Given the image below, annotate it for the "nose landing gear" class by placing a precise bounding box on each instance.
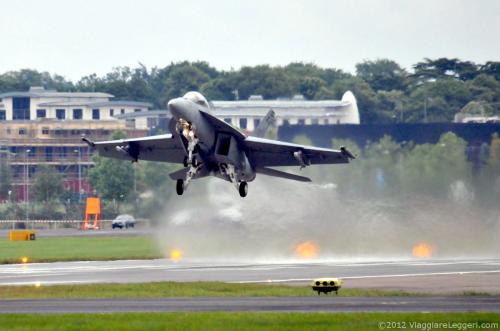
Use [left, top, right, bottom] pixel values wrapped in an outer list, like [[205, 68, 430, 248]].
[[177, 118, 199, 167], [238, 181, 248, 197]]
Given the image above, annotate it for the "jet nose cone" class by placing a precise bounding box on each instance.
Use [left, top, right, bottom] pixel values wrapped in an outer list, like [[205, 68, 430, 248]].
[[167, 98, 184, 119]]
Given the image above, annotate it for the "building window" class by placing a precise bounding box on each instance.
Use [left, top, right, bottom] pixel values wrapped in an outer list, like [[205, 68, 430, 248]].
[[29, 148, 36, 157], [36, 109, 46, 118], [298, 119, 305, 125], [239, 118, 247, 129], [110, 109, 114, 116], [19, 128, 27, 135], [0, 110, 5, 121], [45, 147, 53, 161], [92, 108, 100, 120], [134, 109, 141, 113], [254, 119, 261, 128], [224, 118, 232, 124], [120, 109, 125, 114], [6, 128, 11, 134], [56, 109, 66, 120], [12, 97, 30, 120], [60, 147, 67, 158], [73, 109, 83, 120], [42, 127, 49, 135]]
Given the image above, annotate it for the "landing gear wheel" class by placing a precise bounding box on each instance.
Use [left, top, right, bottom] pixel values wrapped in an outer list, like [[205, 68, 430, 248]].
[[238, 181, 248, 198], [176, 179, 184, 195], [183, 157, 188, 168]]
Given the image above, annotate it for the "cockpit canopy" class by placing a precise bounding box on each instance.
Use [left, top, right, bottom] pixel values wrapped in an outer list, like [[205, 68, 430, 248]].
[[183, 91, 210, 108]]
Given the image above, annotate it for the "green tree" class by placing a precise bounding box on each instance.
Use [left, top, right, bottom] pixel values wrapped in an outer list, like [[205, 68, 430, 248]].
[[0, 159, 12, 200], [329, 138, 363, 196], [0, 69, 74, 93], [479, 61, 500, 81], [356, 59, 407, 91], [32, 165, 64, 204], [363, 135, 405, 196], [402, 132, 469, 196], [233, 65, 293, 100], [406, 80, 471, 122], [412, 58, 479, 83], [88, 131, 134, 212], [299, 77, 325, 100], [201, 77, 235, 100], [161, 64, 211, 103], [376, 90, 407, 122]]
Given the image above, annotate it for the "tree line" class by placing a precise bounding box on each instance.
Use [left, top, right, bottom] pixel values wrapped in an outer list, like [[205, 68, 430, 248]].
[[1, 58, 499, 124]]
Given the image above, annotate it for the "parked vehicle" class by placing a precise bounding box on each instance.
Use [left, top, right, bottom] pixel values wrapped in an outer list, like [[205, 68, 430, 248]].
[[112, 215, 136, 229]]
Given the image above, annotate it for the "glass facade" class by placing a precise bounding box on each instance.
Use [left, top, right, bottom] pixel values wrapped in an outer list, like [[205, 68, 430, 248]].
[[45, 147, 53, 161], [0, 110, 5, 121], [36, 109, 46, 118], [56, 109, 66, 120], [239, 118, 247, 129], [12, 97, 31, 120], [73, 109, 83, 120], [92, 108, 100, 120]]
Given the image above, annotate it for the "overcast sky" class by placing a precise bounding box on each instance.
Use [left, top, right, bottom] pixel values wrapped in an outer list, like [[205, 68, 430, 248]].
[[0, 0, 498, 81]]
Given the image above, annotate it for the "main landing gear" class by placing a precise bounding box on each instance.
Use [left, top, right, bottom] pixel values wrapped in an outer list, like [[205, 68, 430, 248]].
[[220, 163, 249, 198], [176, 179, 184, 195], [176, 162, 202, 196]]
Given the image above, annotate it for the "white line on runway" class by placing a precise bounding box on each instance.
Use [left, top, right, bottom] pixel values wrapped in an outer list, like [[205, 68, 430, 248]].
[[0, 280, 98, 286], [231, 270, 500, 284]]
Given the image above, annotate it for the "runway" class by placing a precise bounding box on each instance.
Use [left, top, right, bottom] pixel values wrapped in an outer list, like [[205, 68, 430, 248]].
[[1, 258, 499, 293], [0, 296, 498, 313]]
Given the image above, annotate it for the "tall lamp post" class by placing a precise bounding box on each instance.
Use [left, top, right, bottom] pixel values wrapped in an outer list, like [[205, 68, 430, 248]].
[[25, 149, 31, 222]]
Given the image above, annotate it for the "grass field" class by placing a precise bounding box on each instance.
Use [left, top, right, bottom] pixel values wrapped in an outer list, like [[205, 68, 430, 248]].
[[0, 281, 490, 299], [0, 312, 498, 331], [0, 236, 162, 264]]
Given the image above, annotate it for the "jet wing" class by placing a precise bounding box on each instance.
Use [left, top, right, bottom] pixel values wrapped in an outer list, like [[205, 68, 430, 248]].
[[83, 134, 186, 163], [244, 136, 354, 167]]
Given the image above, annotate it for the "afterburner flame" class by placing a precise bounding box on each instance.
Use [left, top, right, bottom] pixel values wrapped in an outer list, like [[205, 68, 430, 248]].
[[295, 241, 320, 259], [412, 242, 433, 258], [169, 249, 183, 262]]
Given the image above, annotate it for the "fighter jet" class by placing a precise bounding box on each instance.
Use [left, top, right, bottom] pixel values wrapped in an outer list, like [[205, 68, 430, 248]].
[[83, 91, 355, 197]]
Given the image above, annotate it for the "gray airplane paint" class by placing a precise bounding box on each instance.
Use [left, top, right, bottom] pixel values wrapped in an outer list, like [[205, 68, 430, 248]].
[[85, 91, 353, 197]]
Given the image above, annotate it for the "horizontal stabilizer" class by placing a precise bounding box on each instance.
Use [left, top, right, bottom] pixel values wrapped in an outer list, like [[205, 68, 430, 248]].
[[256, 167, 311, 182]]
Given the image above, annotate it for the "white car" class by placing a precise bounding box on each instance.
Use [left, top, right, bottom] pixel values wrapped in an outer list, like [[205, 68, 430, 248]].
[[112, 215, 136, 229]]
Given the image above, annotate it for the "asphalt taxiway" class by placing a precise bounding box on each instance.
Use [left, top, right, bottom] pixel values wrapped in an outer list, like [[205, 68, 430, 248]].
[[0, 296, 498, 313], [0, 258, 499, 293], [1, 259, 499, 313]]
